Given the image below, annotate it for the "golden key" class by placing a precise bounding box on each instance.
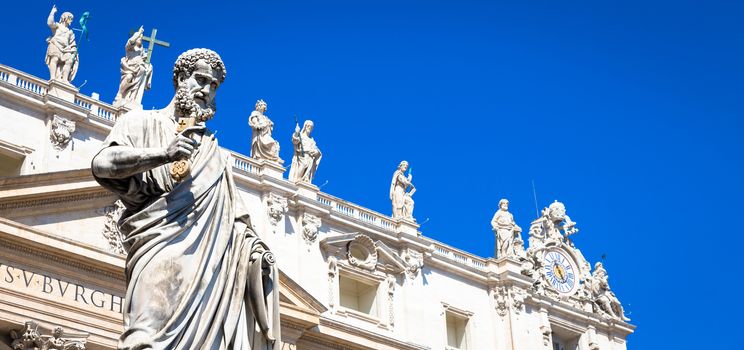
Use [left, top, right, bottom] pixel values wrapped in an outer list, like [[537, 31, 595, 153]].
[[171, 117, 196, 182]]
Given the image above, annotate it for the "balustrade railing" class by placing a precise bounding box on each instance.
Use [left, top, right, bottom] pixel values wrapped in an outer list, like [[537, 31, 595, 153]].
[[1, 65, 125, 123], [74, 97, 92, 110], [230, 152, 261, 175], [15, 77, 47, 95], [432, 242, 488, 270], [316, 193, 396, 232], [96, 105, 116, 122]]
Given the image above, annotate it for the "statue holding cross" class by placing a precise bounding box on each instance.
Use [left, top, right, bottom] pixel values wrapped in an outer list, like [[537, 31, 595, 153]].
[[113, 27, 169, 108]]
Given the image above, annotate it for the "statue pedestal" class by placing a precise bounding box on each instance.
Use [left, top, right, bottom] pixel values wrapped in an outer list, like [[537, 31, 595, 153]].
[[296, 181, 319, 200], [47, 79, 77, 103], [259, 160, 286, 180], [488, 256, 524, 279], [396, 218, 420, 237]]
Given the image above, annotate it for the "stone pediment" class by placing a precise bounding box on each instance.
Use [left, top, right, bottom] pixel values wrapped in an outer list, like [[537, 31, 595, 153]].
[[278, 270, 327, 330], [319, 233, 415, 276]]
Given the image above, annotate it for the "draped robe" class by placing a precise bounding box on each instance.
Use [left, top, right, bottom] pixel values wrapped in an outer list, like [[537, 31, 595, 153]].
[[248, 111, 279, 162], [93, 109, 280, 350], [389, 170, 410, 219], [113, 39, 152, 108], [288, 132, 320, 183]]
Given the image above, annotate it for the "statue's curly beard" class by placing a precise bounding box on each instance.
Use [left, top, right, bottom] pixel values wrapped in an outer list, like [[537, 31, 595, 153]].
[[174, 86, 216, 123]]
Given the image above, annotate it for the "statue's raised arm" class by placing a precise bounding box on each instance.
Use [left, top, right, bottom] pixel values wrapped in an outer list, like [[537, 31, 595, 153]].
[[47, 5, 58, 31]]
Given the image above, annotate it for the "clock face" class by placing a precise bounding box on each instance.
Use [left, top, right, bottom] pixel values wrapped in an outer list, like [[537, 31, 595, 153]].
[[543, 249, 578, 294]]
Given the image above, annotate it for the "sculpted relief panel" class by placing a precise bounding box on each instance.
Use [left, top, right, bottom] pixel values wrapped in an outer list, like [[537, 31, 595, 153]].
[[50, 116, 75, 151], [10, 321, 88, 350]]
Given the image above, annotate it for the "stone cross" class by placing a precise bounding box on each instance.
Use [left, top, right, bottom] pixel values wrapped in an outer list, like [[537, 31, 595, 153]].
[[136, 28, 170, 64]]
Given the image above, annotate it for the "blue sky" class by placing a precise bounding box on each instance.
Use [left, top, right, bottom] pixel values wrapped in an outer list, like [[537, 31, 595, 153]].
[[3, 1, 743, 347]]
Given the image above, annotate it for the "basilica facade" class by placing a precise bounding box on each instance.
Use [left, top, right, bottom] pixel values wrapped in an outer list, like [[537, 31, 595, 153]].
[[0, 28, 634, 350]]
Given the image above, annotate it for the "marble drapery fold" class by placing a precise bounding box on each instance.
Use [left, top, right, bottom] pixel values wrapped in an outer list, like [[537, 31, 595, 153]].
[[94, 110, 280, 350]]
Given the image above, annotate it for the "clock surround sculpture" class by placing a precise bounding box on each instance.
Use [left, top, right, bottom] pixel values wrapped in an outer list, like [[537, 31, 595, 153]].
[[507, 200, 632, 321]]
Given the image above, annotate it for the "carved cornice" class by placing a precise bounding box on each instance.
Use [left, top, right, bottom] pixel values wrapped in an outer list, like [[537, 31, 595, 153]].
[[315, 316, 429, 350], [0, 191, 111, 212], [0, 238, 124, 283]]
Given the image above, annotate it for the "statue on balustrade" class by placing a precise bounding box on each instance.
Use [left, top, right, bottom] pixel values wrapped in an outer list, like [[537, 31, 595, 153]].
[[248, 99, 281, 162], [92, 48, 280, 350], [289, 120, 322, 183], [390, 160, 416, 220], [113, 26, 153, 108], [586, 262, 630, 321], [45, 5, 78, 83], [491, 199, 523, 258]]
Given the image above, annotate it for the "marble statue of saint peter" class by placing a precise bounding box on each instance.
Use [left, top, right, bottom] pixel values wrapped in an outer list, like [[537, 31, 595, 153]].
[[92, 48, 280, 350]]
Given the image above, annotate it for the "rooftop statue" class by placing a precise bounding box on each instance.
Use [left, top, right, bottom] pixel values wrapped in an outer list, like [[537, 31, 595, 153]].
[[289, 120, 322, 183], [248, 100, 281, 162], [528, 200, 578, 250], [491, 199, 523, 259], [45, 5, 78, 83], [92, 48, 280, 350], [586, 262, 630, 321], [113, 26, 153, 108], [390, 161, 415, 220]]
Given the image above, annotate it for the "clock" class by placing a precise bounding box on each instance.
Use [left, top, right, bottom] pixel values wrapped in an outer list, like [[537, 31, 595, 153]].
[[542, 248, 579, 295]]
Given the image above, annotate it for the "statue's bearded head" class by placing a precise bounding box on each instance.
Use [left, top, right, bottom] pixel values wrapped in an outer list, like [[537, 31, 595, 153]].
[[255, 99, 268, 113], [499, 199, 509, 211], [172, 49, 227, 123], [302, 120, 314, 135]]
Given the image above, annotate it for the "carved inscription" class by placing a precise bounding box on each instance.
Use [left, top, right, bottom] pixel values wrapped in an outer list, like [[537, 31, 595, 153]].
[[0, 262, 123, 314]]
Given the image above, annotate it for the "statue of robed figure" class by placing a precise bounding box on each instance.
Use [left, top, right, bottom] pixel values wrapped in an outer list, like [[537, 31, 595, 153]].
[[390, 161, 415, 220], [113, 26, 153, 108], [289, 120, 321, 183], [92, 49, 280, 350]]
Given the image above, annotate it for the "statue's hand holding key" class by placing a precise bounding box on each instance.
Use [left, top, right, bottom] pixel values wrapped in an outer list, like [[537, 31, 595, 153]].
[[169, 123, 204, 181]]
